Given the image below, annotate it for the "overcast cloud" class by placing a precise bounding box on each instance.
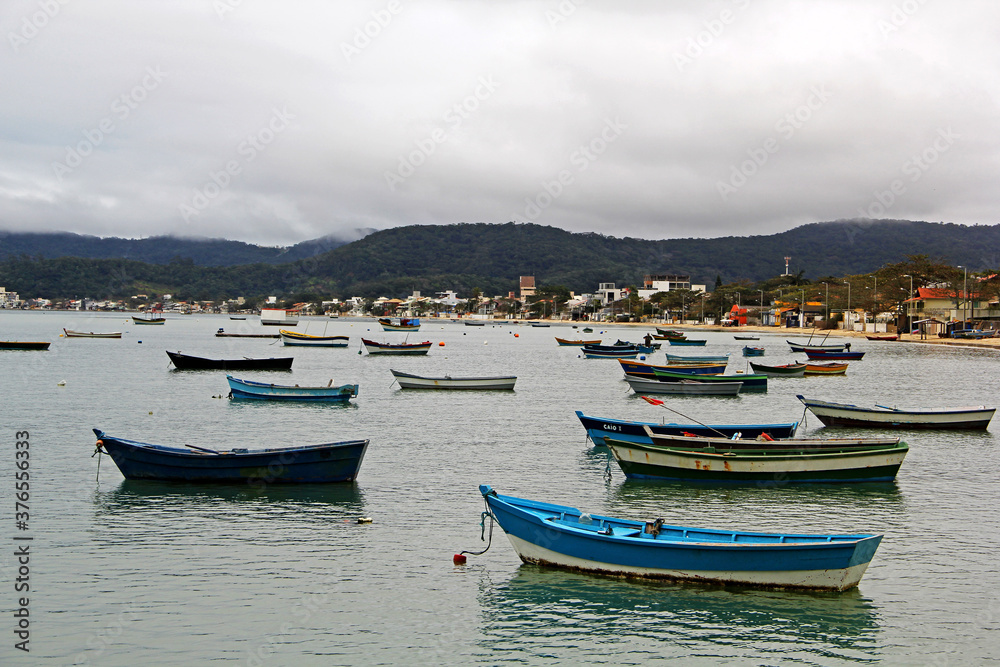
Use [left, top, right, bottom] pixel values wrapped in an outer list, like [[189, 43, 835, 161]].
[[2, 0, 998, 246]]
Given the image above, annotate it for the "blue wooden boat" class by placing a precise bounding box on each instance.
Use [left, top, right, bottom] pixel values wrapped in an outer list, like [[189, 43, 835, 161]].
[[742, 346, 765, 357], [378, 317, 420, 332], [652, 367, 768, 391], [477, 485, 884, 590], [575, 411, 799, 445], [804, 349, 865, 361], [583, 344, 638, 359], [668, 338, 707, 346], [618, 359, 726, 377], [92, 429, 368, 483], [226, 376, 358, 402]]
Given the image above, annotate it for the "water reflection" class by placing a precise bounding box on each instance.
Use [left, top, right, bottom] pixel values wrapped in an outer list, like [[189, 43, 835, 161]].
[[479, 567, 880, 660], [96, 478, 366, 508]]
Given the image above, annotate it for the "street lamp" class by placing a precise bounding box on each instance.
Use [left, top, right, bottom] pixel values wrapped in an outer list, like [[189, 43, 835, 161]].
[[844, 281, 851, 331], [800, 289, 805, 328], [903, 274, 913, 333], [957, 265, 968, 326], [822, 282, 829, 322]]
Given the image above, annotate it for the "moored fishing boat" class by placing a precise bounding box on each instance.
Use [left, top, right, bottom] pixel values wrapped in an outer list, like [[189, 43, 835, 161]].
[[749, 362, 806, 377], [606, 428, 907, 483], [801, 361, 848, 375], [865, 334, 898, 341], [742, 346, 765, 357], [787, 340, 847, 352], [279, 330, 350, 347], [378, 317, 420, 332], [574, 410, 799, 445], [668, 338, 707, 346], [390, 369, 516, 390], [623, 375, 742, 396], [226, 376, 358, 402], [0, 341, 50, 350], [166, 351, 293, 371], [665, 353, 729, 364], [804, 349, 865, 360], [583, 344, 639, 359], [796, 395, 996, 429], [733, 335, 759, 340], [63, 328, 122, 338], [476, 485, 883, 590], [132, 313, 165, 325], [652, 367, 767, 391], [361, 339, 432, 355], [215, 328, 279, 338], [618, 359, 727, 377], [93, 429, 368, 482], [555, 337, 602, 346]]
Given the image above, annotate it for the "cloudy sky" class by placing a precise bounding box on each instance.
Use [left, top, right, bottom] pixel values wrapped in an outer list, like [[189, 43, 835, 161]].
[[2, 1, 998, 246]]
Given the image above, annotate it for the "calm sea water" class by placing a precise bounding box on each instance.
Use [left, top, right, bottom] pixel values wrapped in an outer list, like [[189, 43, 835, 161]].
[[2, 311, 999, 665]]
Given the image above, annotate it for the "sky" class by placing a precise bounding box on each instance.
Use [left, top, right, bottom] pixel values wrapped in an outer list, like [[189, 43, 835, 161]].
[[2, 1, 999, 247]]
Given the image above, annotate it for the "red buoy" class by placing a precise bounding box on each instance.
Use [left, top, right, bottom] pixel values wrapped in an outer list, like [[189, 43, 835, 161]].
[[453, 553, 467, 565]]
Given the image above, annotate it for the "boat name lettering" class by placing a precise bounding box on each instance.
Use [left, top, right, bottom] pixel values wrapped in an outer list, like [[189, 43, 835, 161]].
[[602, 423, 620, 431]]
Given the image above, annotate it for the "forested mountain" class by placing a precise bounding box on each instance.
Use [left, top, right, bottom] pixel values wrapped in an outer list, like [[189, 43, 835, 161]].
[[0, 229, 373, 266], [1, 219, 997, 300]]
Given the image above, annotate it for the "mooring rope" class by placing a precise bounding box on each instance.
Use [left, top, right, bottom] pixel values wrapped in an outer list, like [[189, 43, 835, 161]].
[[460, 499, 496, 557]]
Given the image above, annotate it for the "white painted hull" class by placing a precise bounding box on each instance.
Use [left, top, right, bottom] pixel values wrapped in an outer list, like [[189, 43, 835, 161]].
[[391, 370, 515, 390], [505, 535, 871, 590], [799, 397, 995, 429], [624, 375, 741, 395]]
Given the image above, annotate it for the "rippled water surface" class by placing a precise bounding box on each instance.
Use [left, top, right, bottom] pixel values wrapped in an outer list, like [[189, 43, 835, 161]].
[[2, 311, 999, 665]]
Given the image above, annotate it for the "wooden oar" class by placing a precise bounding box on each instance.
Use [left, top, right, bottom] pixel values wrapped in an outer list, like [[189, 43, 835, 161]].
[[185, 443, 221, 454]]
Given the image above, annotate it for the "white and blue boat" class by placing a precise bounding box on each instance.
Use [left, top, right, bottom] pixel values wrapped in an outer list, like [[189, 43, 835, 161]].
[[226, 376, 359, 402], [574, 411, 799, 445], [665, 353, 730, 364], [477, 485, 883, 591]]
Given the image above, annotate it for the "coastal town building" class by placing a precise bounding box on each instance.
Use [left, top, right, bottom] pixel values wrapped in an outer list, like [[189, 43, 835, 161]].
[[0, 286, 21, 308]]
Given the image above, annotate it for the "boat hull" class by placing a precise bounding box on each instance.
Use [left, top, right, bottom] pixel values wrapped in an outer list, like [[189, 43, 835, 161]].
[[63, 329, 122, 338], [804, 350, 865, 360], [361, 339, 431, 355], [132, 316, 165, 325], [226, 376, 358, 402], [167, 351, 293, 371], [481, 486, 882, 591], [624, 375, 742, 395], [555, 337, 602, 346], [94, 430, 368, 483], [749, 362, 806, 377], [378, 318, 420, 332], [802, 362, 848, 375], [575, 411, 799, 445], [583, 346, 638, 359], [652, 369, 768, 390], [279, 330, 350, 347], [390, 370, 515, 390], [607, 438, 907, 483], [787, 340, 846, 352], [797, 396, 996, 429], [668, 339, 707, 346], [618, 360, 727, 377], [665, 354, 729, 364], [0, 341, 51, 350]]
